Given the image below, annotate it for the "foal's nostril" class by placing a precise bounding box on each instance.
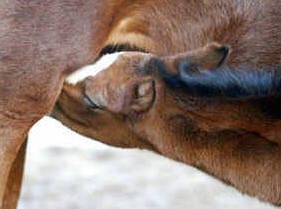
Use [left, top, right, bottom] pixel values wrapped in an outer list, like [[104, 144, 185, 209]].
[[83, 93, 99, 109]]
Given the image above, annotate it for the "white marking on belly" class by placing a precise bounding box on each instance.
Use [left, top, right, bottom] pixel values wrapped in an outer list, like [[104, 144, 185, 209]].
[[66, 52, 124, 85]]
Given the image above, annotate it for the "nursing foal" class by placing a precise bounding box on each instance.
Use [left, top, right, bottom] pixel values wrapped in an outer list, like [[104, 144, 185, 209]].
[[2, 0, 281, 208], [54, 0, 281, 205], [54, 43, 281, 205]]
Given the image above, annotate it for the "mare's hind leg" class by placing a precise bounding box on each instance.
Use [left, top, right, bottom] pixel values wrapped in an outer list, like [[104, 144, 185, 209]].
[[0, 120, 30, 209], [2, 138, 27, 209]]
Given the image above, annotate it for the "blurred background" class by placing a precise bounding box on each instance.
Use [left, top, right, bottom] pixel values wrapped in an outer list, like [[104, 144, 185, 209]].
[[18, 116, 277, 209]]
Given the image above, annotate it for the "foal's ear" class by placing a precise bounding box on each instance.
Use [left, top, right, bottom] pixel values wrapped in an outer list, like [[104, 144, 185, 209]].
[[163, 43, 230, 74], [180, 43, 229, 71], [195, 42, 230, 69]]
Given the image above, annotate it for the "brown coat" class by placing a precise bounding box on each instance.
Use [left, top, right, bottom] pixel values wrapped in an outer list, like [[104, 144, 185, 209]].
[[54, 0, 281, 206], [1, 0, 281, 208]]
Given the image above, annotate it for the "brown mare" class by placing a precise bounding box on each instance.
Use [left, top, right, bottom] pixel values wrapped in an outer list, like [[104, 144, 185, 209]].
[[0, 0, 132, 208], [1, 0, 281, 208]]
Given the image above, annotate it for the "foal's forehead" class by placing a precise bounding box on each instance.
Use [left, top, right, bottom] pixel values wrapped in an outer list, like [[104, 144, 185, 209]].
[[65, 52, 125, 85], [65, 51, 153, 85]]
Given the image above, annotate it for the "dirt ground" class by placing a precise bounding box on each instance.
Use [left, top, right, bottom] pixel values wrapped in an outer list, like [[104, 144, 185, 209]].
[[18, 117, 277, 209]]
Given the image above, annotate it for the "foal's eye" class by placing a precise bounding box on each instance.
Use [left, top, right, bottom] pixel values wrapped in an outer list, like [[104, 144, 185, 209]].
[[130, 79, 156, 112], [134, 80, 155, 99]]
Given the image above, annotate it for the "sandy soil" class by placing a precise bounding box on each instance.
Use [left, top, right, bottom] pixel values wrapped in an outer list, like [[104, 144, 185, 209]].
[[18, 117, 277, 209]]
